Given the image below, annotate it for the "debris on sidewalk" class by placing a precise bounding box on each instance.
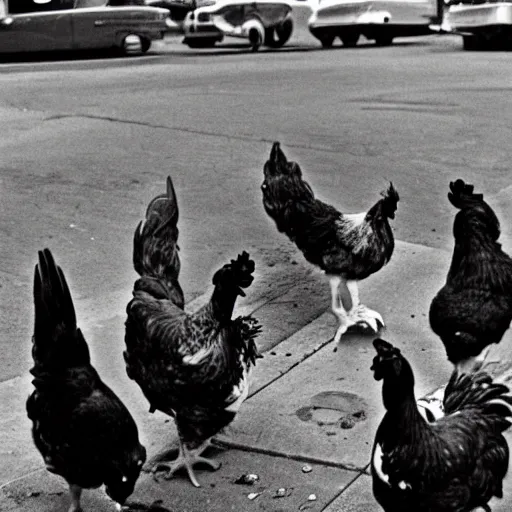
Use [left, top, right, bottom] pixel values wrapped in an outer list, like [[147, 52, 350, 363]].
[[247, 492, 261, 500], [273, 487, 293, 498], [122, 499, 173, 511], [301, 464, 312, 473], [298, 493, 318, 510], [234, 473, 259, 485]]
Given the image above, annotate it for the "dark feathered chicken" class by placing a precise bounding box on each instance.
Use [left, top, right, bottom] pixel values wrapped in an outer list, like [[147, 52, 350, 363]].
[[429, 179, 512, 374], [261, 141, 399, 343], [371, 337, 512, 512], [26, 249, 146, 512], [124, 177, 261, 487]]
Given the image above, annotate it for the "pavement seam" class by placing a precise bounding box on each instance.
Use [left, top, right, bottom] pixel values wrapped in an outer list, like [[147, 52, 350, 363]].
[[212, 438, 367, 473], [0, 468, 44, 492], [320, 470, 368, 512], [246, 334, 335, 400], [42, 113, 380, 157]]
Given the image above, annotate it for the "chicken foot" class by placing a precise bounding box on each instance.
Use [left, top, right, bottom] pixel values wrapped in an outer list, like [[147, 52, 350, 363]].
[[346, 280, 384, 333], [152, 439, 221, 488], [329, 277, 384, 344]]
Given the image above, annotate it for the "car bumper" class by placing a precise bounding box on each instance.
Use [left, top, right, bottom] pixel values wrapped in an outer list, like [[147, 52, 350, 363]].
[[443, 2, 512, 32], [308, 0, 436, 28]]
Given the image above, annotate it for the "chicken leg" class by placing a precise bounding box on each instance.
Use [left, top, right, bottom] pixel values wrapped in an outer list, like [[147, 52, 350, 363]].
[[329, 276, 384, 344], [329, 276, 356, 344], [346, 280, 384, 333], [68, 484, 83, 512], [152, 438, 221, 488]]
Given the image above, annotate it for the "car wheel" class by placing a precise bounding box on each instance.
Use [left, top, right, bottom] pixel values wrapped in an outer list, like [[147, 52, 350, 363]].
[[244, 16, 265, 51], [462, 34, 483, 51], [185, 37, 220, 48], [317, 32, 335, 48], [374, 35, 393, 46], [264, 17, 293, 48], [122, 34, 143, 55], [141, 38, 151, 53], [340, 32, 360, 47]]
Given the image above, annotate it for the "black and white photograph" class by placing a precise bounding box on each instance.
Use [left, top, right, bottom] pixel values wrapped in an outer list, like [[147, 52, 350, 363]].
[[1, 0, 512, 510]]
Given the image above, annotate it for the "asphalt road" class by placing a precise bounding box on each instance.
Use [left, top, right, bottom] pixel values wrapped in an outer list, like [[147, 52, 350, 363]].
[[1, 33, 512, 383]]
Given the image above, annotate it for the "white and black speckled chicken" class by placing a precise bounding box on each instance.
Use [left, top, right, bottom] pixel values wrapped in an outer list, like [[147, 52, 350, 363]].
[[429, 179, 512, 375], [371, 337, 512, 512], [261, 141, 399, 343], [124, 177, 261, 488], [26, 249, 146, 512]]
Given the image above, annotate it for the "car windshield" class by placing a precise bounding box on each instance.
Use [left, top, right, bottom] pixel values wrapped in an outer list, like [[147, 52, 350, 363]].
[[9, 0, 78, 13], [447, 0, 502, 4], [75, 0, 107, 6]]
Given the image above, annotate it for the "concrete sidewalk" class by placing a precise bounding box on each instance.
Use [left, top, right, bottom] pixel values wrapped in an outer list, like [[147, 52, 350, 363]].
[[1, 235, 512, 512]]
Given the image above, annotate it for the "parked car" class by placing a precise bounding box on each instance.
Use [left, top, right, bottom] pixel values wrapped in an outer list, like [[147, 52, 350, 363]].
[[146, 0, 195, 21], [308, 0, 440, 47], [182, 0, 294, 50], [0, 0, 179, 55], [441, 0, 512, 49]]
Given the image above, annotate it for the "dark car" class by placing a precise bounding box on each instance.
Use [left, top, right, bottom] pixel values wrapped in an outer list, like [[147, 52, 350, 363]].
[[0, 0, 178, 55]]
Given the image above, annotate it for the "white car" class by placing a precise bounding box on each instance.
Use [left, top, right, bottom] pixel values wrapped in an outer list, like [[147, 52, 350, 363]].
[[308, 0, 439, 47], [182, 0, 294, 50], [441, 1, 512, 49]]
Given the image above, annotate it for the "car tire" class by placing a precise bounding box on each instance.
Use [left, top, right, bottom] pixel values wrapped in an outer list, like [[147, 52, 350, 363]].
[[141, 38, 151, 53], [264, 17, 293, 48], [317, 32, 335, 48], [340, 32, 360, 47], [374, 35, 393, 46], [244, 16, 265, 51], [185, 37, 220, 48], [462, 34, 487, 50], [122, 34, 143, 55]]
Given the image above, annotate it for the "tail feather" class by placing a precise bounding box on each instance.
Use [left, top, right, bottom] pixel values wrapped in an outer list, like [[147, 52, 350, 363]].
[[448, 179, 501, 242], [444, 371, 512, 429], [31, 248, 90, 372], [133, 176, 184, 308]]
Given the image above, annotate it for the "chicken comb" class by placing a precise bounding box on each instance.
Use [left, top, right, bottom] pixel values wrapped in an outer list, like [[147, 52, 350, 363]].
[[373, 338, 401, 356], [381, 181, 399, 202], [448, 179, 484, 208], [230, 251, 255, 274]]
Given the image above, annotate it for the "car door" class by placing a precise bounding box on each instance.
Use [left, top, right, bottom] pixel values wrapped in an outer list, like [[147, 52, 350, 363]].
[[71, 0, 120, 50], [0, 8, 73, 53]]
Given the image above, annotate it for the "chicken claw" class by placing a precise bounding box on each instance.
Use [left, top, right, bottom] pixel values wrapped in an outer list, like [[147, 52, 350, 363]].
[[152, 443, 221, 488], [349, 305, 384, 333]]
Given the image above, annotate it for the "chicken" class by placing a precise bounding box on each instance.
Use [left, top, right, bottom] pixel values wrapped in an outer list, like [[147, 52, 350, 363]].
[[371, 337, 512, 512], [26, 249, 146, 512], [429, 179, 512, 375], [261, 141, 399, 343], [124, 176, 261, 488]]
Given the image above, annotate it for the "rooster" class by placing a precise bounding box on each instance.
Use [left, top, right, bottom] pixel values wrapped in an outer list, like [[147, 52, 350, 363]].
[[371, 337, 512, 512], [124, 176, 261, 488], [26, 249, 146, 512], [429, 179, 512, 375], [261, 141, 399, 343]]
